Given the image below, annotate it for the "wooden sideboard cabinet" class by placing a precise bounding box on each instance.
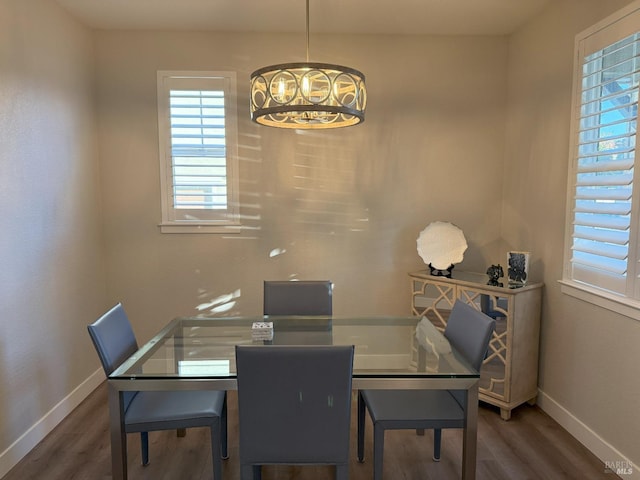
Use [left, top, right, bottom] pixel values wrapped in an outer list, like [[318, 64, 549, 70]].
[[409, 270, 543, 420]]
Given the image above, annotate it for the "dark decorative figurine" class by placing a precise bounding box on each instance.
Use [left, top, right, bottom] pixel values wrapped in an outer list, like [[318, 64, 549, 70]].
[[486, 264, 504, 287], [508, 252, 528, 286]]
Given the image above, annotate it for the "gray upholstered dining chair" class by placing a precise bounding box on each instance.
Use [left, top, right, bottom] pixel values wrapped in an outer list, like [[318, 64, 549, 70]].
[[235, 345, 354, 480], [357, 300, 495, 480], [263, 280, 333, 315], [87, 303, 228, 479]]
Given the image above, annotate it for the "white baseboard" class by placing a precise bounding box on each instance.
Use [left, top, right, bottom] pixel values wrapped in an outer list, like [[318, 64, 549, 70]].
[[0, 368, 104, 478], [538, 389, 638, 479]]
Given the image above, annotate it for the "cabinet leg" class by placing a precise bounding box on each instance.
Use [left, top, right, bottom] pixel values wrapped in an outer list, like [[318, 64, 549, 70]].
[[527, 396, 537, 406], [500, 408, 512, 421]]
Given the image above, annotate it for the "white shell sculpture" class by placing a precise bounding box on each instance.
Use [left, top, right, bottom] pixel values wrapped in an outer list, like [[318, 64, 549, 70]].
[[416, 221, 468, 270]]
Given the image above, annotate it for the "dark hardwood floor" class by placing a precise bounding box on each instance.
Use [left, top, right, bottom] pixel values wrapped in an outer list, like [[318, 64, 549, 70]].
[[2, 383, 619, 480]]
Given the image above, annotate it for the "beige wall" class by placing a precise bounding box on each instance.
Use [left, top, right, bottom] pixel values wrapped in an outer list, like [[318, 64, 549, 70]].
[[0, 0, 107, 470], [2, 0, 638, 474], [504, 0, 639, 469], [94, 31, 509, 342]]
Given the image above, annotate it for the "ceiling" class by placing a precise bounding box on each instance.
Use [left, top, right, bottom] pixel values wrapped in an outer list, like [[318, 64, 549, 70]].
[[54, 0, 552, 36]]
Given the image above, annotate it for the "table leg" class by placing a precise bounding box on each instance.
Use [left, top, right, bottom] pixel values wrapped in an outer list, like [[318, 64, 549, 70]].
[[462, 382, 478, 480], [108, 382, 127, 480]]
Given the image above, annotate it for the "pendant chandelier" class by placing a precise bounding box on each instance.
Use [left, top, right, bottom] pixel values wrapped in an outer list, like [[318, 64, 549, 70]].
[[250, 0, 367, 129]]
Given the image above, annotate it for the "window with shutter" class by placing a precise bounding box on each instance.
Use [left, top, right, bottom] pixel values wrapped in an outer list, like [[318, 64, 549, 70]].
[[563, 2, 640, 314], [157, 71, 240, 233]]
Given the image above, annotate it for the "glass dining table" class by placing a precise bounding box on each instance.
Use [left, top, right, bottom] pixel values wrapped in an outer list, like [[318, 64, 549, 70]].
[[108, 314, 481, 480]]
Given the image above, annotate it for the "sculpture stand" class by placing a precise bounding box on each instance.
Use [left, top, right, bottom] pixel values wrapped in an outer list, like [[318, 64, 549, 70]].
[[428, 263, 454, 278]]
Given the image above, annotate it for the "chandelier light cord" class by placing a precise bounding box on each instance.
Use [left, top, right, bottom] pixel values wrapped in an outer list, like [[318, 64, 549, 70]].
[[306, 0, 310, 63]]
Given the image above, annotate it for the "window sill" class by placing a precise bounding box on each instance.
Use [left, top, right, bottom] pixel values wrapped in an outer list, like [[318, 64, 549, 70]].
[[158, 223, 242, 234], [559, 279, 640, 322]]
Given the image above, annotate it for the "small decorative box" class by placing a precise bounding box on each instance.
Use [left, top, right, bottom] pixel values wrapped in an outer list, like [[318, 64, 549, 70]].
[[251, 321, 274, 341]]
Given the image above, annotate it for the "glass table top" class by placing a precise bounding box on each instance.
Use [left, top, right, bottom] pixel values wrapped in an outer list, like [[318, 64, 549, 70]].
[[110, 315, 479, 380]]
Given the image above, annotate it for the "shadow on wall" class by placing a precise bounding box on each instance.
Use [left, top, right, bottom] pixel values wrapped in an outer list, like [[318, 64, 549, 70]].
[[190, 127, 379, 315]]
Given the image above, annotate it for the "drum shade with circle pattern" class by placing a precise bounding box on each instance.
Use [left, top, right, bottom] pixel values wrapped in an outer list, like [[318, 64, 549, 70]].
[[249, 1, 366, 129]]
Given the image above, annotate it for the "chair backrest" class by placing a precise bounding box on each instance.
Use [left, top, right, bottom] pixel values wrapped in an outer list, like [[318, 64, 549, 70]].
[[87, 303, 139, 376], [263, 280, 333, 316], [444, 300, 496, 371], [235, 345, 354, 465]]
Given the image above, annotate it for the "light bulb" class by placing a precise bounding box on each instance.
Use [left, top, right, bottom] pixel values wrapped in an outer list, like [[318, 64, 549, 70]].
[[278, 78, 285, 100], [302, 76, 310, 97]]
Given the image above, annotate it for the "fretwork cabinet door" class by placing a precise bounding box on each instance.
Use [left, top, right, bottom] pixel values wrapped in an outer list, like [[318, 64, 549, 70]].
[[410, 271, 543, 420]]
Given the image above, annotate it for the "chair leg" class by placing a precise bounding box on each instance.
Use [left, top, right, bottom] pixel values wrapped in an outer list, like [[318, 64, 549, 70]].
[[357, 391, 366, 463], [240, 464, 254, 480], [373, 424, 385, 480], [433, 428, 442, 462], [210, 419, 222, 480], [336, 463, 349, 480], [140, 432, 149, 466], [253, 465, 262, 480], [221, 393, 229, 459]]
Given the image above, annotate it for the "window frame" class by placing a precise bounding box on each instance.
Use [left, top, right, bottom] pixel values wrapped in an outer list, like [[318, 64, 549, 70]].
[[561, 0, 640, 321], [157, 70, 240, 234]]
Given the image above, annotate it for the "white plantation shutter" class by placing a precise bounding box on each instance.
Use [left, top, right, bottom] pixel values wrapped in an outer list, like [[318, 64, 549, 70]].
[[567, 13, 640, 297], [170, 89, 227, 210], [157, 72, 239, 233]]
